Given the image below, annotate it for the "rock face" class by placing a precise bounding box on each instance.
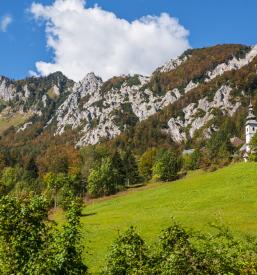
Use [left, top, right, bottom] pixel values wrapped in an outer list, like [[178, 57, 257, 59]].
[[166, 86, 241, 143], [206, 45, 257, 81], [49, 73, 183, 146], [0, 77, 18, 101], [156, 55, 188, 73], [0, 44, 257, 147]]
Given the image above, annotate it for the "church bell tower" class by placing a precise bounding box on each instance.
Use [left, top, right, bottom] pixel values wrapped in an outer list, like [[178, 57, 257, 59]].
[[245, 101, 257, 153]]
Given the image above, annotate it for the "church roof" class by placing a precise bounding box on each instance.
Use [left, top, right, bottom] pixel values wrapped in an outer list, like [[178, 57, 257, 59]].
[[246, 102, 257, 125]]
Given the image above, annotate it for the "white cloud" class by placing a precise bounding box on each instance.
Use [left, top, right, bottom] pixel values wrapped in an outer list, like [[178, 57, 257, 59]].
[[30, 0, 190, 81], [28, 70, 40, 77], [0, 15, 12, 32]]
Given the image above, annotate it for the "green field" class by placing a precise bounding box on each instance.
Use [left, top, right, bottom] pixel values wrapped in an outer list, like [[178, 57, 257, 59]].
[[54, 162, 257, 273]]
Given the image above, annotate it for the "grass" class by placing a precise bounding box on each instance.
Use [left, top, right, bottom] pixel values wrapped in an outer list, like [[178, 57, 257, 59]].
[[0, 113, 31, 134], [53, 162, 257, 273]]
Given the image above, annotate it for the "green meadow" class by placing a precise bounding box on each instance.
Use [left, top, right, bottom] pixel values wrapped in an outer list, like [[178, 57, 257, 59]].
[[54, 162, 257, 273]]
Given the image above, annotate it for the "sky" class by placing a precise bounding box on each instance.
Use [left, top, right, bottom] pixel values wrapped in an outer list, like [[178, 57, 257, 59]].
[[0, 0, 256, 81]]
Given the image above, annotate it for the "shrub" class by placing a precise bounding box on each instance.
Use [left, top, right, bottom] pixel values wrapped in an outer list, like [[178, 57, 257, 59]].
[[105, 227, 149, 274], [0, 196, 87, 274], [183, 150, 201, 171], [105, 222, 257, 274]]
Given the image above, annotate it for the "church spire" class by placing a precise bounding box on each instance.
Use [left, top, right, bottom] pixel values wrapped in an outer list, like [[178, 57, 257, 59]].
[[246, 98, 257, 123]]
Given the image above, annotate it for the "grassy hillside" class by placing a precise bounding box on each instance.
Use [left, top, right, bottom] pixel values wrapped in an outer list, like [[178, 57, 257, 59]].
[[0, 113, 31, 134], [54, 162, 257, 273]]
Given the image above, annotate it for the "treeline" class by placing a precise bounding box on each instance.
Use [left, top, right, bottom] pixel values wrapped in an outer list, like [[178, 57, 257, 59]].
[[0, 86, 256, 203], [0, 45, 257, 202], [0, 125, 248, 203], [0, 141, 182, 201], [1, 109, 256, 202]]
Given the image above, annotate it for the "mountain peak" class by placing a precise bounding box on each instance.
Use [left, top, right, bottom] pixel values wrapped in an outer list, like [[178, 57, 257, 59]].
[[80, 72, 102, 84]]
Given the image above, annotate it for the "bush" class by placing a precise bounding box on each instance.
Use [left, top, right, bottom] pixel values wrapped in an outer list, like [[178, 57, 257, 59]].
[[105, 222, 257, 274], [183, 150, 201, 171], [105, 227, 149, 274], [0, 196, 87, 274]]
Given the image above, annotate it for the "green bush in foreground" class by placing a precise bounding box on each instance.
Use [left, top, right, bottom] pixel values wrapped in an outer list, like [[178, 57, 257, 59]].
[[0, 196, 87, 275], [105, 222, 257, 274]]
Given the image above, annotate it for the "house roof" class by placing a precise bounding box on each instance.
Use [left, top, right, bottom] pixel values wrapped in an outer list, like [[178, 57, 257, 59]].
[[230, 137, 244, 147]]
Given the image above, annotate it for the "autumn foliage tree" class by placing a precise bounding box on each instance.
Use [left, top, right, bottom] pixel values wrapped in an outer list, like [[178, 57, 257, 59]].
[[36, 145, 81, 176]]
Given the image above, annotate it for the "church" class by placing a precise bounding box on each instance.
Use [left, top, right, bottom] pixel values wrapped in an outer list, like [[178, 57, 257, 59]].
[[241, 102, 257, 161]]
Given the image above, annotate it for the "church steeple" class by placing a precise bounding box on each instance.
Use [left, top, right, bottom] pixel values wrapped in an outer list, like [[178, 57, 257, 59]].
[[245, 100, 257, 154], [246, 100, 257, 124]]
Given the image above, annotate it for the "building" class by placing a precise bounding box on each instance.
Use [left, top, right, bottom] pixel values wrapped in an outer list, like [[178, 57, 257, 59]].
[[241, 102, 257, 161]]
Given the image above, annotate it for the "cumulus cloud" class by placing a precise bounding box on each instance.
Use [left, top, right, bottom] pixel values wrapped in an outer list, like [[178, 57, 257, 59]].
[[0, 15, 12, 32], [30, 0, 190, 81]]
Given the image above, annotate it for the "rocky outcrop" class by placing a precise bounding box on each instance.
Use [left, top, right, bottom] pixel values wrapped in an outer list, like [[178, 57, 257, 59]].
[[156, 55, 188, 73], [0, 77, 18, 101], [167, 85, 241, 142], [17, 121, 33, 133], [49, 73, 182, 146], [206, 45, 257, 81]]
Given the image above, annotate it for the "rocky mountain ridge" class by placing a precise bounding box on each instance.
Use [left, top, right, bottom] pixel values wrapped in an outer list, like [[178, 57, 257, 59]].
[[0, 44, 257, 148]]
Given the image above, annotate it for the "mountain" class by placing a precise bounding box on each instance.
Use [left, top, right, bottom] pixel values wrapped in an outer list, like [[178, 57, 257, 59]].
[[0, 44, 257, 154]]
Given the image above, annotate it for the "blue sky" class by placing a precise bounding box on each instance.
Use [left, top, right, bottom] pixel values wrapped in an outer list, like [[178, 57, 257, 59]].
[[0, 0, 256, 80]]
